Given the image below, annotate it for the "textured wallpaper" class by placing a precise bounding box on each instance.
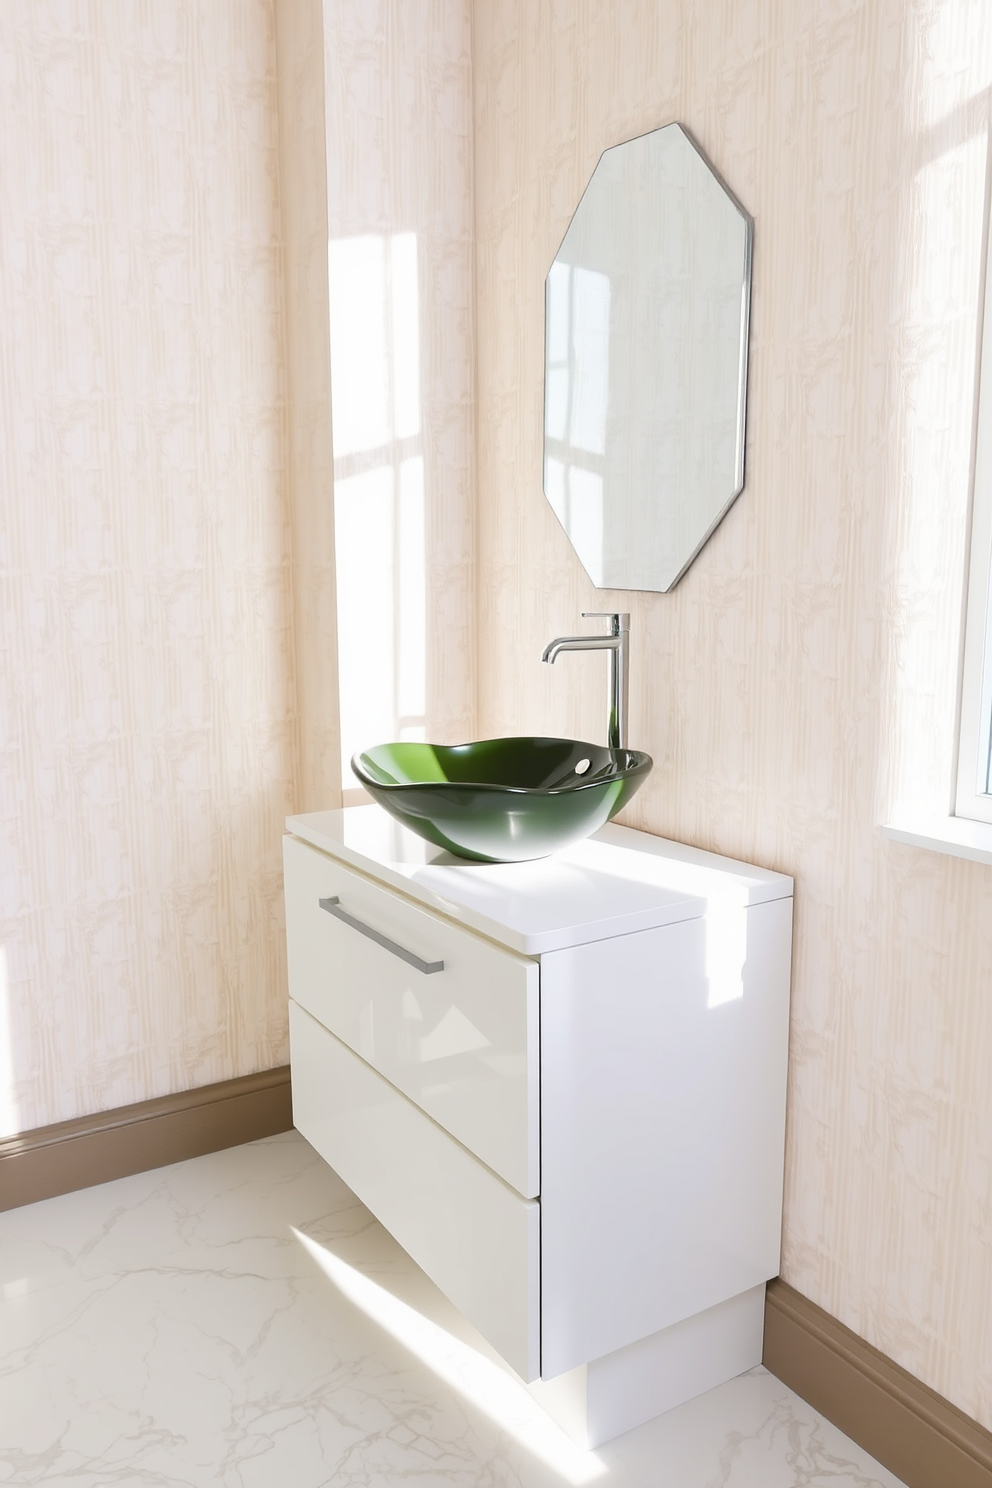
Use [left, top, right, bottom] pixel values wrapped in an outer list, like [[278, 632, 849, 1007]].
[[4, 0, 989, 1437], [276, 0, 342, 815], [0, 1, 474, 1134], [473, 0, 992, 1429], [322, 0, 476, 763], [0, 1, 297, 1131]]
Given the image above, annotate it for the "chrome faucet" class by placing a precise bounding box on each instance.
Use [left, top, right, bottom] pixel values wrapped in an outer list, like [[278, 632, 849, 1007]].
[[542, 612, 630, 752]]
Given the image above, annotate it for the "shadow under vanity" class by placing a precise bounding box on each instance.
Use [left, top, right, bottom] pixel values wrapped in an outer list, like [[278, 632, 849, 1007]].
[[283, 806, 792, 1448]]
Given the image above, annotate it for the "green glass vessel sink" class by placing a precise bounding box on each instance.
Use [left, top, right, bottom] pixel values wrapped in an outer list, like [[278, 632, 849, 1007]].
[[351, 736, 653, 863]]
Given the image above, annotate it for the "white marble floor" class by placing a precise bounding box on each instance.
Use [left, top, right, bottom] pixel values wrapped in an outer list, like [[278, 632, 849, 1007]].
[[0, 1131, 906, 1488]]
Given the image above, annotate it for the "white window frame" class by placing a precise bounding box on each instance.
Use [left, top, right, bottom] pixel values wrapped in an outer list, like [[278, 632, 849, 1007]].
[[956, 207, 992, 826]]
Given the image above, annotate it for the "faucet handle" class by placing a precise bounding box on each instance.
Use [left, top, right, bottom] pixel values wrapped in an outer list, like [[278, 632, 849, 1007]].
[[582, 611, 629, 634]]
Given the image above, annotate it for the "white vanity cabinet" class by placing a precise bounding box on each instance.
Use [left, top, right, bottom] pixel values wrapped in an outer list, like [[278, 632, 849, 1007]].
[[283, 806, 793, 1446]]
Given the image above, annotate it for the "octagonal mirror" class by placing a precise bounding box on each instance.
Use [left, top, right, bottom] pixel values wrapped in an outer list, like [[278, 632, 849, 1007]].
[[543, 122, 753, 593]]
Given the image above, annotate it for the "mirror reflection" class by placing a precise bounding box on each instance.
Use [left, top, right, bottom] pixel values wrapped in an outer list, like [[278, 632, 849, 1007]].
[[544, 123, 753, 593]]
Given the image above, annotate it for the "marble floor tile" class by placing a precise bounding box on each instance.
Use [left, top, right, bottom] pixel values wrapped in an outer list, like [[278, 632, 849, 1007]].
[[0, 1131, 907, 1487]]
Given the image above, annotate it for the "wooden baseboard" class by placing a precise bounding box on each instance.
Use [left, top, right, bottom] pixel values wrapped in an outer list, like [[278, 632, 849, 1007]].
[[0, 1067, 293, 1212], [764, 1278, 992, 1488]]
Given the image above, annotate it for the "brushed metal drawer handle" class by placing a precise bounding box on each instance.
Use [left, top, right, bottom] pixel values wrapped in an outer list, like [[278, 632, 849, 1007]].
[[318, 897, 445, 975]]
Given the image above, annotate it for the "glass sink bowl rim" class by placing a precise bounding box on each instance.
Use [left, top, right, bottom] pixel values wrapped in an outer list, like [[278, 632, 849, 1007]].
[[350, 736, 654, 864], [352, 735, 653, 796]]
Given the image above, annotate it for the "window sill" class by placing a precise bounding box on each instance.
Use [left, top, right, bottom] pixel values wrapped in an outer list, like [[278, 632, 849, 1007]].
[[881, 814, 992, 866]]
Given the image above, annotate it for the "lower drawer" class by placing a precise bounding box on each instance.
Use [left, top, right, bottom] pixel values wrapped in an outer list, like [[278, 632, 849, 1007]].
[[289, 999, 540, 1382]]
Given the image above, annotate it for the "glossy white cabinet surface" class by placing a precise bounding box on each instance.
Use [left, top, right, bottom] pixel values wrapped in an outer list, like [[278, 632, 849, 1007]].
[[539, 895, 793, 1377], [284, 834, 540, 1197], [284, 806, 794, 1443], [286, 805, 792, 954], [289, 1000, 540, 1381]]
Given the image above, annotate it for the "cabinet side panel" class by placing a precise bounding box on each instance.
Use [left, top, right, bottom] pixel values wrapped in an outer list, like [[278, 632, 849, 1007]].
[[289, 999, 541, 1381], [540, 897, 793, 1378]]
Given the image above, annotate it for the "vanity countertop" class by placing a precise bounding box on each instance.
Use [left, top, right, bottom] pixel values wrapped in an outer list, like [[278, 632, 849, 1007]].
[[286, 805, 792, 956]]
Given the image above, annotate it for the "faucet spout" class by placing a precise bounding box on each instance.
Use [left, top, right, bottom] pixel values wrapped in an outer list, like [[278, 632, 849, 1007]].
[[541, 634, 618, 664], [541, 612, 630, 751]]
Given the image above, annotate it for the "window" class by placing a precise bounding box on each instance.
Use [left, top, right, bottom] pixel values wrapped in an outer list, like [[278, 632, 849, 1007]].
[[956, 210, 992, 826]]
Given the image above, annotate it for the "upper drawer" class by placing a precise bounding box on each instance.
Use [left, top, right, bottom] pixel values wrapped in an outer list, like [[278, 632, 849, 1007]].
[[283, 834, 540, 1198]]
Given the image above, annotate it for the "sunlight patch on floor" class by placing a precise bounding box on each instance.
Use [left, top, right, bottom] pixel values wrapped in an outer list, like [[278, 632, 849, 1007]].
[[293, 1226, 606, 1484]]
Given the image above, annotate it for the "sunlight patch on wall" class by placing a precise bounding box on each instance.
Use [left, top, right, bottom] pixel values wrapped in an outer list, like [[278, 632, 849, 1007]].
[[329, 232, 427, 790]]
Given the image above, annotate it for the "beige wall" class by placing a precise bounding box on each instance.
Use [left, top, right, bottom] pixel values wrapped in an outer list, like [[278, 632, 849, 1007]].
[[0, 1, 474, 1137], [473, 0, 992, 1428], [275, 0, 342, 814], [0, 1, 297, 1132], [323, 0, 476, 755]]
